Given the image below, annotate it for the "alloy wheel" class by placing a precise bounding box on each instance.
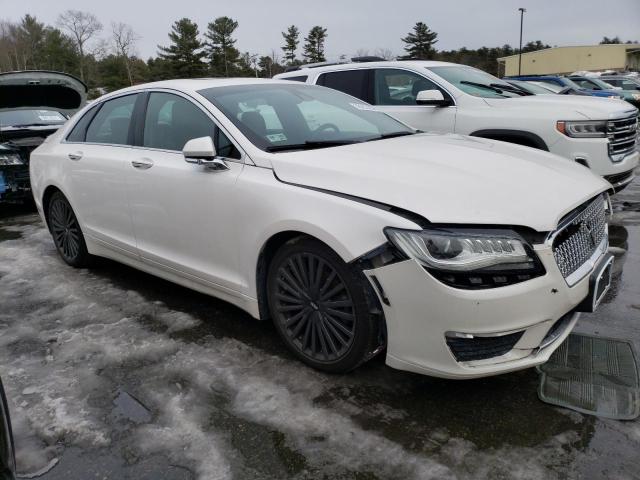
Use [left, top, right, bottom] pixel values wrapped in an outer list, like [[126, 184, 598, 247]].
[[50, 197, 82, 261], [274, 252, 356, 362]]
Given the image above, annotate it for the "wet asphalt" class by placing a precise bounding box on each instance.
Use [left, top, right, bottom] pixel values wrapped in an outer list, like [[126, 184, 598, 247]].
[[0, 171, 639, 480]]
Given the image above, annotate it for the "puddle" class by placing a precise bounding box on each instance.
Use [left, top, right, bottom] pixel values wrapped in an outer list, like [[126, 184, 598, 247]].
[[112, 390, 152, 424]]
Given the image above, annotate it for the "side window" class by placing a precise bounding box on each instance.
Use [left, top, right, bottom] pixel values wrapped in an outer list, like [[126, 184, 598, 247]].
[[317, 70, 369, 102], [85, 94, 138, 145], [215, 129, 241, 160], [373, 69, 443, 106], [283, 75, 308, 82], [66, 105, 100, 142], [143, 92, 214, 151]]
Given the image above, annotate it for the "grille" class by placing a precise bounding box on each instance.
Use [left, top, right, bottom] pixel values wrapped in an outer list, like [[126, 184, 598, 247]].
[[446, 331, 524, 362], [607, 115, 638, 161], [604, 169, 635, 186], [552, 195, 607, 282]]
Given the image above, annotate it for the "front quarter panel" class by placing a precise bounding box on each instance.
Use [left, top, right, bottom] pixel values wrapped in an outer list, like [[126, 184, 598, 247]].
[[234, 165, 421, 301]]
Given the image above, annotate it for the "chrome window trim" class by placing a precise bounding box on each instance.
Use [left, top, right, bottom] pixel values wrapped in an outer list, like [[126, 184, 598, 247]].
[[61, 87, 251, 165]]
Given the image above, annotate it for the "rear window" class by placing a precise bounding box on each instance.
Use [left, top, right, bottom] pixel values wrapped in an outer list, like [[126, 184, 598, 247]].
[[85, 94, 138, 145], [317, 70, 370, 102]]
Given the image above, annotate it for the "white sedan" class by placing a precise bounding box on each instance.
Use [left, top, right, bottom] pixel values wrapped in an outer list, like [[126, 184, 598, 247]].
[[30, 79, 613, 379]]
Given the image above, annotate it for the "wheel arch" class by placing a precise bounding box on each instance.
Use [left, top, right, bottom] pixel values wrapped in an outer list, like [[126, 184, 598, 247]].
[[255, 230, 342, 321], [470, 129, 549, 151]]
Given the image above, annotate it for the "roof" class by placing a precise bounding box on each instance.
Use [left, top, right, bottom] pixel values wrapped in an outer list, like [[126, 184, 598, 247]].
[[498, 44, 640, 61], [95, 77, 300, 100], [276, 60, 459, 76]]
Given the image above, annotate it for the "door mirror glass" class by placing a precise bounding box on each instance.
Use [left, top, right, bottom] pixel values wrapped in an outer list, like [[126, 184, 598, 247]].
[[416, 89, 449, 106], [183, 136, 217, 163]]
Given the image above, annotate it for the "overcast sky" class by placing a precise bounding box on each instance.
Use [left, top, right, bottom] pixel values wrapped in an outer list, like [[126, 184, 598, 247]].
[[2, 0, 639, 61]]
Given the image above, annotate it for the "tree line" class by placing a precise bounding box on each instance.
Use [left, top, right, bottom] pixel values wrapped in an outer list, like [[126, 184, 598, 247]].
[[0, 11, 634, 98]]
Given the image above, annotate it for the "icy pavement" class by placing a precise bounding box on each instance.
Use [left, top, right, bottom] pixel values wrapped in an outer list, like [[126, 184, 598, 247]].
[[0, 175, 639, 480]]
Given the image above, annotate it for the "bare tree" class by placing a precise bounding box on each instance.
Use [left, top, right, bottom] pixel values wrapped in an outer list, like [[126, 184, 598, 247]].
[[111, 21, 139, 85], [374, 48, 396, 60], [57, 10, 102, 81], [355, 48, 369, 58]]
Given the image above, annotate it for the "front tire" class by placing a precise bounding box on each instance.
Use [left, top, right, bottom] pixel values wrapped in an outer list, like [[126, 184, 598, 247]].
[[267, 237, 382, 373], [48, 191, 92, 267]]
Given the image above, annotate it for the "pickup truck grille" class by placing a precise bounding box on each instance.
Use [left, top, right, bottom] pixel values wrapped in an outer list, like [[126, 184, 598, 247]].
[[552, 195, 607, 285], [607, 115, 638, 162]]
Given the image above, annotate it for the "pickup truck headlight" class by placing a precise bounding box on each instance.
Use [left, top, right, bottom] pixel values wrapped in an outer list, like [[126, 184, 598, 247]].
[[556, 120, 607, 138], [385, 227, 545, 289], [0, 153, 24, 166]]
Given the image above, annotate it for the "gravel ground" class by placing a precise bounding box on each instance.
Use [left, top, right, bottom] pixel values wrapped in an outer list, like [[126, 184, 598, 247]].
[[0, 173, 639, 480]]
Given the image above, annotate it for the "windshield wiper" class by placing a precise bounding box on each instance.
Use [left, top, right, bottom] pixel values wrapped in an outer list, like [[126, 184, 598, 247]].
[[460, 81, 507, 94], [365, 131, 416, 142], [265, 139, 359, 152], [489, 83, 532, 96], [7, 123, 61, 128]]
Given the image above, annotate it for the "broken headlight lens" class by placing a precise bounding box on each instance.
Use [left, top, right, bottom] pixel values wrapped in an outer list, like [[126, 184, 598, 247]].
[[385, 227, 537, 272], [0, 153, 24, 166]]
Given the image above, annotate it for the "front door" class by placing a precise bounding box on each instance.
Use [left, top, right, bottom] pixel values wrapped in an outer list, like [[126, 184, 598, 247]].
[[370, 68, 457, 134], [126, 91, 245, 291]]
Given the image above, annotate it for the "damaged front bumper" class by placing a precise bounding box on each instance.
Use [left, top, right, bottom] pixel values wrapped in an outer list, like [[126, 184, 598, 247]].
[[0, 166, 31, 203], [363, 242, 602, 379]]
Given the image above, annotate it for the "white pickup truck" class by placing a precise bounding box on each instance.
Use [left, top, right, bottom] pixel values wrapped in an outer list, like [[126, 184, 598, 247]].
[[275, 60, 639, 192]]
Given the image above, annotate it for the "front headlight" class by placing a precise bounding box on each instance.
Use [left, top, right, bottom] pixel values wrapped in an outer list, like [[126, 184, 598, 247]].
[[0, 153, 24, 166], [385, 227, 545, 289], [556, 120, 607, 138]]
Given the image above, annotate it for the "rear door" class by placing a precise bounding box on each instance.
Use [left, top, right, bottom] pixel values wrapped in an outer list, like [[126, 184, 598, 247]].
[[60, 93, 140, 256]]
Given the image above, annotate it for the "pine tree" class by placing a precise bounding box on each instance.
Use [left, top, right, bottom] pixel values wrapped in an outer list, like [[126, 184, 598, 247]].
[[401, 22, 438, 60], [157, 18, 206, 78], [281, 25, 299, 65], [303, 26, 327, 63], [204, 16, 240, 77]]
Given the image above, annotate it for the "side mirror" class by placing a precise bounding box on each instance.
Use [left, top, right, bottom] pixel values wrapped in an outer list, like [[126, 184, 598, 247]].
[[416, 89, 451, 107], [182, 136, 229, 172]]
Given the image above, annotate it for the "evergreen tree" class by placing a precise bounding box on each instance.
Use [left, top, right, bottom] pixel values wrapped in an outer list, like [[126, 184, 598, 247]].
[[157, 18, 206, 78], [281, 25, 299, 65], [303, 26, 327, 63], [204, 16, 240, 77], [401, 22, 438, 59]]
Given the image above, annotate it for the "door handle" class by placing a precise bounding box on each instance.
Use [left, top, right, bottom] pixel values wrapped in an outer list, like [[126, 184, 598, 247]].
[[68, 151, 83, 161], [131, 158, 154, 170]]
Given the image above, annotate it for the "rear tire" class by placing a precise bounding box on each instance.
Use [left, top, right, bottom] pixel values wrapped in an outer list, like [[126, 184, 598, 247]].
[[267, 237, 381, 373], [47, 191, 92, 268]]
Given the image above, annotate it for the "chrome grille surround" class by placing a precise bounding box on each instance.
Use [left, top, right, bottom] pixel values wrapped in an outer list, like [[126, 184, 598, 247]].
[[607, 114, 638, 162], [549, 194, 609, 286]]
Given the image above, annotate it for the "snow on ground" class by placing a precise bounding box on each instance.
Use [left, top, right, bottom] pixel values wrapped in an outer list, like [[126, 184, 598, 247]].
[[0, 215, 639, 479]]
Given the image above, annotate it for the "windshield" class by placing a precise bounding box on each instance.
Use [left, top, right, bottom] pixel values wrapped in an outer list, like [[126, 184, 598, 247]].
[[0, 109, 67, 128], [587, 78, 617, 90], [199, 84, 414, 152], [427, 66, 522, 98], [508, 80, 555, 95]]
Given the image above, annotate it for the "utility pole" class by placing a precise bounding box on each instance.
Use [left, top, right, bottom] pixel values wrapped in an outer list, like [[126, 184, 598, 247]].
[[518, 8, 526, 75]]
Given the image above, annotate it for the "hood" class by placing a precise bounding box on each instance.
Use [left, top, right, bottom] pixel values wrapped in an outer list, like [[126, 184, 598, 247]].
[[483, 94, 637, 120], [0, 70, 87, 116], [270, 134, 610, 232]]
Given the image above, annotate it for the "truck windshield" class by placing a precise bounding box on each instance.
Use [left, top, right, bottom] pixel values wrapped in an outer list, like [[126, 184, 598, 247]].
[[427, 66, 523, 98], [199, 83, 414, 152]]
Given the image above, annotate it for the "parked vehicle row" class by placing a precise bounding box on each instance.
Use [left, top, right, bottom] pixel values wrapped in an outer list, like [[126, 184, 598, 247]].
[[276, 60, 639, 191], [30, 78, 615, 378], [0, 71, 87, 204]]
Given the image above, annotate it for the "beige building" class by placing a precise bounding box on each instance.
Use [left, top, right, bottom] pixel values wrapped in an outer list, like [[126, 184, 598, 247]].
[[498, 44, 640, 76]]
